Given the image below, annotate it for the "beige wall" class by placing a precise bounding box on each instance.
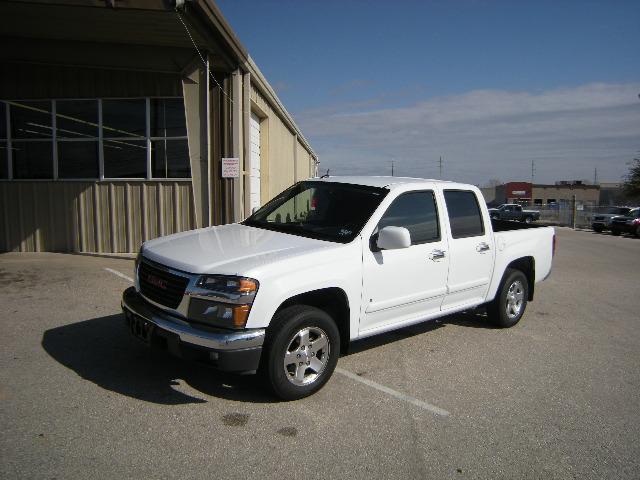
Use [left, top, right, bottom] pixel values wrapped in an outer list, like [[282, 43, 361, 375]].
[[532, 185, 600, 205], [250, 84, 314, 203], [0, 181, 195, 253]]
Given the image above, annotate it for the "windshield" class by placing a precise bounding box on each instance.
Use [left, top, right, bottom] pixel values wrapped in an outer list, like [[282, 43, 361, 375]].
[[243, 181, 388, 243]]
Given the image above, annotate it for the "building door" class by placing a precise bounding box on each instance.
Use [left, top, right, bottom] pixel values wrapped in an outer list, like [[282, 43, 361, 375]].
[[249, 112, 261, 211]]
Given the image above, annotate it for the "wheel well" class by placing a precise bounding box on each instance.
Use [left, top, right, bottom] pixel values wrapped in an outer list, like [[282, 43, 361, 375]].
[[506, 256, 535, 300], [276, 288, 350, 353]]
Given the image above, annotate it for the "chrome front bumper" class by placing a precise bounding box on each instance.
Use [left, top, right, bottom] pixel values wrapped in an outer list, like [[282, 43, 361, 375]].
[[121, 287, 265, 351]]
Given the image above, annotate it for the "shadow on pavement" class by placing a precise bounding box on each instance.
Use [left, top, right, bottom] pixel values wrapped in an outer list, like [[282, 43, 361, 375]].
[[346, 308, 497, 355], [42, 309, 498, 404], [41, 314, 277, 405]]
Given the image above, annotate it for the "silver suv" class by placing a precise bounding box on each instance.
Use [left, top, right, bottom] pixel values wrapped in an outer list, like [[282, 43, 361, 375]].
[[592, 206, 632, 233]]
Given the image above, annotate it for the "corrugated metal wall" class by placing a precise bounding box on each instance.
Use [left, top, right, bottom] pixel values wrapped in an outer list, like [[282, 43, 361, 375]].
[[0, 181, 195, 253], [0, 63, 183, 99], [250, 84, 314, 201]]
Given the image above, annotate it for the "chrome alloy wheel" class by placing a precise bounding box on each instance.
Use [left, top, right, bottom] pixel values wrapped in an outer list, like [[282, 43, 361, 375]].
[[505, 280, 525, 319], [283, 327, 330, 386]]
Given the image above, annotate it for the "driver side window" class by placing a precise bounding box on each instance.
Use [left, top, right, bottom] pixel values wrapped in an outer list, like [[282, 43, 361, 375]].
[[378, 191, 440, 245]]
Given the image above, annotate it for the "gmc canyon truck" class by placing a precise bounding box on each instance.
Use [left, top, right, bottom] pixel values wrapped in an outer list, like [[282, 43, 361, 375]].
[[122, 177, 555, 400], [488, 204, 541, 223]]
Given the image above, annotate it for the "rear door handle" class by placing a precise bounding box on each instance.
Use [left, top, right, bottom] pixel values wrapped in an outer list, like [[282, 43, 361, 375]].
[[476, 242, 490, 252], [429, 249, 446, 261]]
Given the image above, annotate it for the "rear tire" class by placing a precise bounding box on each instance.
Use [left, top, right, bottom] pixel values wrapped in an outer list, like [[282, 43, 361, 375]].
[[611, 228, 621, 236], [524, 216, 533, 224], [487, 268, 528, 328], [593, 225, 603, 233], [261, 305, 340, 400]]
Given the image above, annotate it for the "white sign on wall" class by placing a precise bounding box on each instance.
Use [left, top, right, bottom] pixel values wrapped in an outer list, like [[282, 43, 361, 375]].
[[221, 157, 240, 178]]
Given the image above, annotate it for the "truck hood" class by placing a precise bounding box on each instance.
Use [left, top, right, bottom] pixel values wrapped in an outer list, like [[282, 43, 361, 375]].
[[141, 223, 336, 275]]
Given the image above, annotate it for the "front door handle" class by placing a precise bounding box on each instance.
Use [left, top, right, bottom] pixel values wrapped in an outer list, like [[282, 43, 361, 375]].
[[476, 242, 490, 252], [429, 249, 446, 261]]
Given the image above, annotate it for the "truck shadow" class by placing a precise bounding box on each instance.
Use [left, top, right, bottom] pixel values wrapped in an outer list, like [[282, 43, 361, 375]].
[[346, 309, 497, 355], [41, 314, 277, 405], [42, 309, 496, 405]]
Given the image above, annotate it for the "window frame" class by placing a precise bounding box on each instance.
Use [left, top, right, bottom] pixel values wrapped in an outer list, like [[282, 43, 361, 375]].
[[0, 97, 190, 182], [443, 189, 486, 240], [376, 189, 442, 246]]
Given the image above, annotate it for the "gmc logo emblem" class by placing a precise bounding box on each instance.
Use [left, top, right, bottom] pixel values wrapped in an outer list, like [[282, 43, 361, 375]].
[[146, 273, 167, 290]]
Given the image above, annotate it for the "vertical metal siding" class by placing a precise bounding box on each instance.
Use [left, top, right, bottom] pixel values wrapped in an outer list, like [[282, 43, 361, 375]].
[[0, 181, 195, 253]]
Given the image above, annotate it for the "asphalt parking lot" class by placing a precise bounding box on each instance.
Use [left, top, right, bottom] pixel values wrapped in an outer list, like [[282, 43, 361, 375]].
[[1, 228, 639, 479]]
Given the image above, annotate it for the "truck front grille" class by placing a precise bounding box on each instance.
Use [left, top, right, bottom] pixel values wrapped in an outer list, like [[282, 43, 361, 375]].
[[138, 259, 189, 309]]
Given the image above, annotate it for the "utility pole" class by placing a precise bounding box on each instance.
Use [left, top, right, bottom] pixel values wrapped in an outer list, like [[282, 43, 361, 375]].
[[391, 160, 395, 177], [594, 167, 598, 185], [531, 160, 535, 183], [439, 156, 443, 179]]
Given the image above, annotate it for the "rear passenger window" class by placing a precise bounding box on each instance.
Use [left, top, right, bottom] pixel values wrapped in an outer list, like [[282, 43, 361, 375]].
[[444, 190, 485, 238], [378, 191, 440, 244]]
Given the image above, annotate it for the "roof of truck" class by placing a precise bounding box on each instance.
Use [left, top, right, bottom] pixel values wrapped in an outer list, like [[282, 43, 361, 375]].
[[310, 176, 458, 189]]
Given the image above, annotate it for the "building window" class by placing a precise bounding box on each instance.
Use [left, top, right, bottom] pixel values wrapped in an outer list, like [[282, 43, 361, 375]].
[[9, 101, 54, 179], [534, 199, 543, 206], [102, 99, 146, 138], [0, 97, 190, 181], [57, 100, 99, 179], [104, 139, 147, 178], [12, 141, 53, 179], [150, 98, 189, 178]]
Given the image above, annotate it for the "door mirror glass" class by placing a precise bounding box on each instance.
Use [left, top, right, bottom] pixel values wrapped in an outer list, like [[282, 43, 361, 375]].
[[377, 226, 411, 250]]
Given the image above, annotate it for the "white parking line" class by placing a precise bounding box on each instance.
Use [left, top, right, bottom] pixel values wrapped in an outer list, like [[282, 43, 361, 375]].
[[335, 367, 450, 417], [102, 265, 449, 415], [104, 268, 133, 283]]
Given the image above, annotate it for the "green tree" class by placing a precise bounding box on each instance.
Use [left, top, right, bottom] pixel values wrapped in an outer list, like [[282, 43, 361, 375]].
[[623, 155, 640, 199]]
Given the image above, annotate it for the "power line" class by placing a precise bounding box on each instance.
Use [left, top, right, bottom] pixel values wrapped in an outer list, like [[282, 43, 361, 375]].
[[176, 11, 234, 105]]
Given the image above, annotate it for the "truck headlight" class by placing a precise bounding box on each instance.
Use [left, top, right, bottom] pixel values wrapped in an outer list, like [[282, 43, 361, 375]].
[[187, 275, 259, 329]]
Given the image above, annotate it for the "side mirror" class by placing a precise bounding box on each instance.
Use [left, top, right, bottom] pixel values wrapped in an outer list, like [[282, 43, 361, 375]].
[[376, 226, 411, 250], [251, 206, 260, 214]]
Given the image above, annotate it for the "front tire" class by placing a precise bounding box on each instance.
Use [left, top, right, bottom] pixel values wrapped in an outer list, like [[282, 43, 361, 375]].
[[611, 228, 621, 236], [262, 305, 340, 400], [524, 216, 533, 224], [593, 225, 603, 233], [488, 268, 528, 328]]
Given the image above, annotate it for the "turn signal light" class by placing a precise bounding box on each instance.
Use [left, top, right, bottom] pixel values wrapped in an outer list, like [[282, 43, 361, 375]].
[[233, 304, 251, 327], [238, 279, 258, 293]]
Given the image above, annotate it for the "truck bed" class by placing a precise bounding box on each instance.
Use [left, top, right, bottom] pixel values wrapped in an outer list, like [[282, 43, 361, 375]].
[[491, 219, 548, 232]]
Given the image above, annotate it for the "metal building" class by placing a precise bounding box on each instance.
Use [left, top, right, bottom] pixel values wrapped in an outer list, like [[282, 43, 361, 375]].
[[0, 0, 318, 253]]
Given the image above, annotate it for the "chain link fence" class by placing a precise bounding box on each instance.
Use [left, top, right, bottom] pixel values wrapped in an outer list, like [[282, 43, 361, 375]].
[[500, 204, 638, 229]]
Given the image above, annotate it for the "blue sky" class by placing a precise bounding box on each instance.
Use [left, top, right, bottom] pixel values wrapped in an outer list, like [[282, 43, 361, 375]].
[[217, 0, 640, 185]]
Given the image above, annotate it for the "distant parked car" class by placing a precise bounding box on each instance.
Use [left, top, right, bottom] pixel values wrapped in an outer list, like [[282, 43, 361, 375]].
[[488, 204, 541, 223], [591, 206, 632, 232], [610, 208, 640, 237]]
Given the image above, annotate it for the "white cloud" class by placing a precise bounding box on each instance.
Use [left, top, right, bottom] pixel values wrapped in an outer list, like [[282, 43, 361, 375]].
[[299, 82, 640, 185]]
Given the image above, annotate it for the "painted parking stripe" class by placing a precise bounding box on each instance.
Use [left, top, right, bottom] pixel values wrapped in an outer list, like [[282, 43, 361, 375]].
[[335, 367, 450, 417], [103, 265, 449, 416], [104, 268, 133, 283]]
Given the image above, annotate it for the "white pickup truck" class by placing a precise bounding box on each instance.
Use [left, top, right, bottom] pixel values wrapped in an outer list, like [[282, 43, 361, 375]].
[[122, 177, 555, 399]]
